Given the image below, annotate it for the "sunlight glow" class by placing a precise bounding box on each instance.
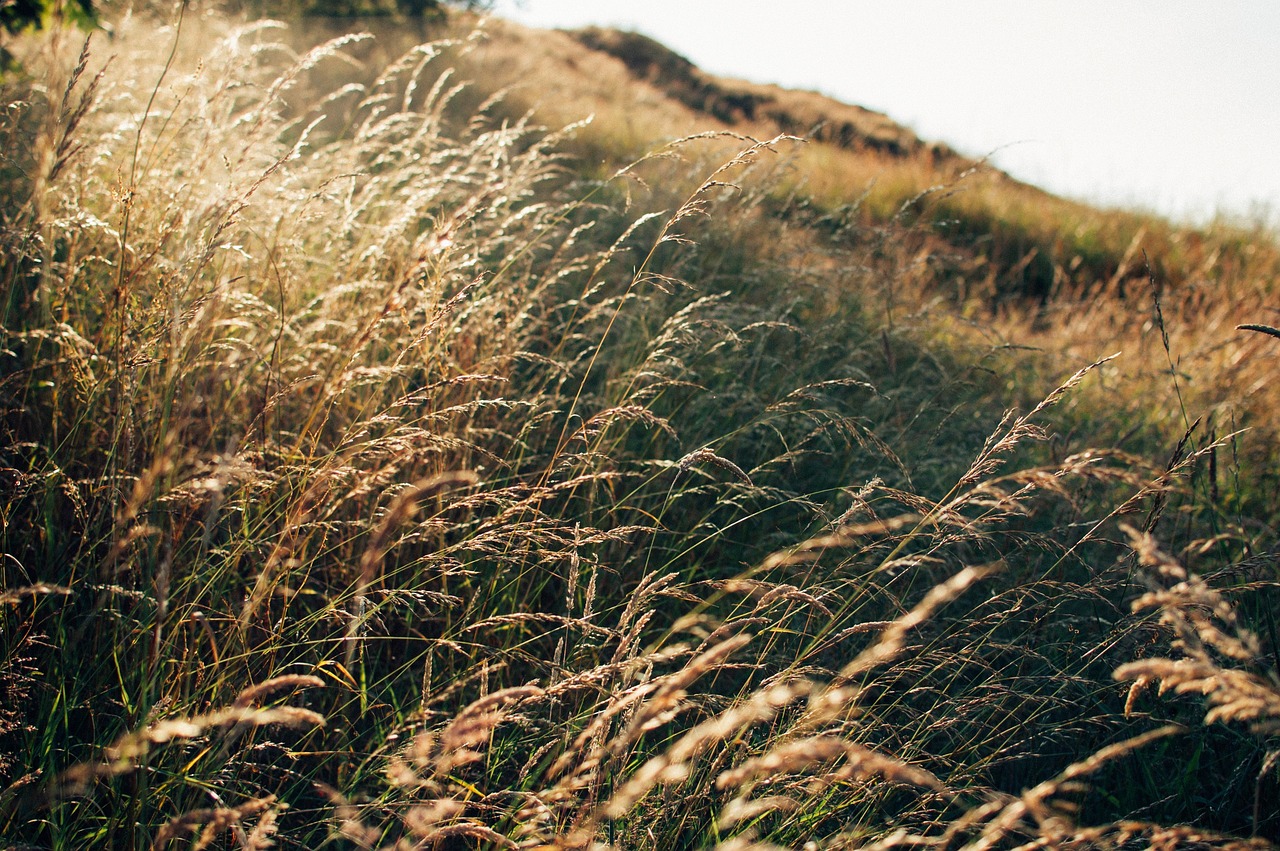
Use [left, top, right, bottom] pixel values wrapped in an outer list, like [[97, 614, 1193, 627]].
[[491, 0, 1280, 225]]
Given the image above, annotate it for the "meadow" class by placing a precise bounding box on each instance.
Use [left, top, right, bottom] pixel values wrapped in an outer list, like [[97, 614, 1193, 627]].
[[3, 7, 1280, 849]]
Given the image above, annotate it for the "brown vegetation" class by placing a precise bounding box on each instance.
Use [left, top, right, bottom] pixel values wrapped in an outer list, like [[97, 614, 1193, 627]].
[[2, 8, 1279, 850]]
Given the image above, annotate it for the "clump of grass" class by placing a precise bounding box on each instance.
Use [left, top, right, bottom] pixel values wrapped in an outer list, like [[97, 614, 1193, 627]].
[[1117, 525, 1280, 737], [2, 7, 1279, 851]]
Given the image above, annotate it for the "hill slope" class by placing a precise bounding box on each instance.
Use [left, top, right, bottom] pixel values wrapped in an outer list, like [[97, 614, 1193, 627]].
[[569, 26, 950, 160], [451, 15, 1280, 446]]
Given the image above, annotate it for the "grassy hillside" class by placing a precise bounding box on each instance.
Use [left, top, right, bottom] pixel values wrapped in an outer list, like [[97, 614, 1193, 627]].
[[451, 16, 1280, 476], [3, 8, 1280, 850]]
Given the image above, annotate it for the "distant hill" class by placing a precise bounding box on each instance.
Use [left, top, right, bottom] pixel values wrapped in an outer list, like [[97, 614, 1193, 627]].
[[443, 16, 1277, 307], [569, 26, 952, 162]]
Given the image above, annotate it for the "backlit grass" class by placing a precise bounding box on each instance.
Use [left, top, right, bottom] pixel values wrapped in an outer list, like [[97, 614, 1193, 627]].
[[2, 8, 1280, 850]]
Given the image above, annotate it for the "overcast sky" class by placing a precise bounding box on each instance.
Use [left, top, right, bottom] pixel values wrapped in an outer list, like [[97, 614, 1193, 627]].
[[488, 1, 1280, 226]]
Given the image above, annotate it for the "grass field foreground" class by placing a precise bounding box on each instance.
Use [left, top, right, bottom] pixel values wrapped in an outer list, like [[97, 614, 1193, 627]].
[[3, 9, 1280, 850]]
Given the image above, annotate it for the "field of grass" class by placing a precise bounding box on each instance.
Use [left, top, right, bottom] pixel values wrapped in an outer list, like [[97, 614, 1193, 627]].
[[4, 7, 1280, 850]]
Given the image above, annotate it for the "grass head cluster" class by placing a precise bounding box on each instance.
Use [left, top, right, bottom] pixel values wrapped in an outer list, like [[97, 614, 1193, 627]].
[[2, 8, 1280, 850]]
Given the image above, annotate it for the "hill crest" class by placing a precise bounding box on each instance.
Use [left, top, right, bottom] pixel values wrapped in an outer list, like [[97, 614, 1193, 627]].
[[567, 26, 955, 162]]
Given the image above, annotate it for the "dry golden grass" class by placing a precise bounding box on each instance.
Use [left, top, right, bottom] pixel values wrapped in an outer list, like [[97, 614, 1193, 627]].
[[2, 7, 1280, 850]]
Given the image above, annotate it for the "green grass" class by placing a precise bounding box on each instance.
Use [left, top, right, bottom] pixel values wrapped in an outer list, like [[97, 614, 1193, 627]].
[[3, 9, 1280, 851]]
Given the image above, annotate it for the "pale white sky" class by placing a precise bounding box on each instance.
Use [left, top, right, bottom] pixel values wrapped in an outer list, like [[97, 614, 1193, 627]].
[[489, 1, 1280, 226]]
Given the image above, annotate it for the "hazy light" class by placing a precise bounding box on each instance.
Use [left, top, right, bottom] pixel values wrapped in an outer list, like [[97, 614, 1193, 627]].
[[489, 0, 1280, 225]]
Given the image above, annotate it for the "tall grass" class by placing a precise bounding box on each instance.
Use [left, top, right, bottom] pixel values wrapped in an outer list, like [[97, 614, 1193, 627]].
[[2, 9, 1279, 850]]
